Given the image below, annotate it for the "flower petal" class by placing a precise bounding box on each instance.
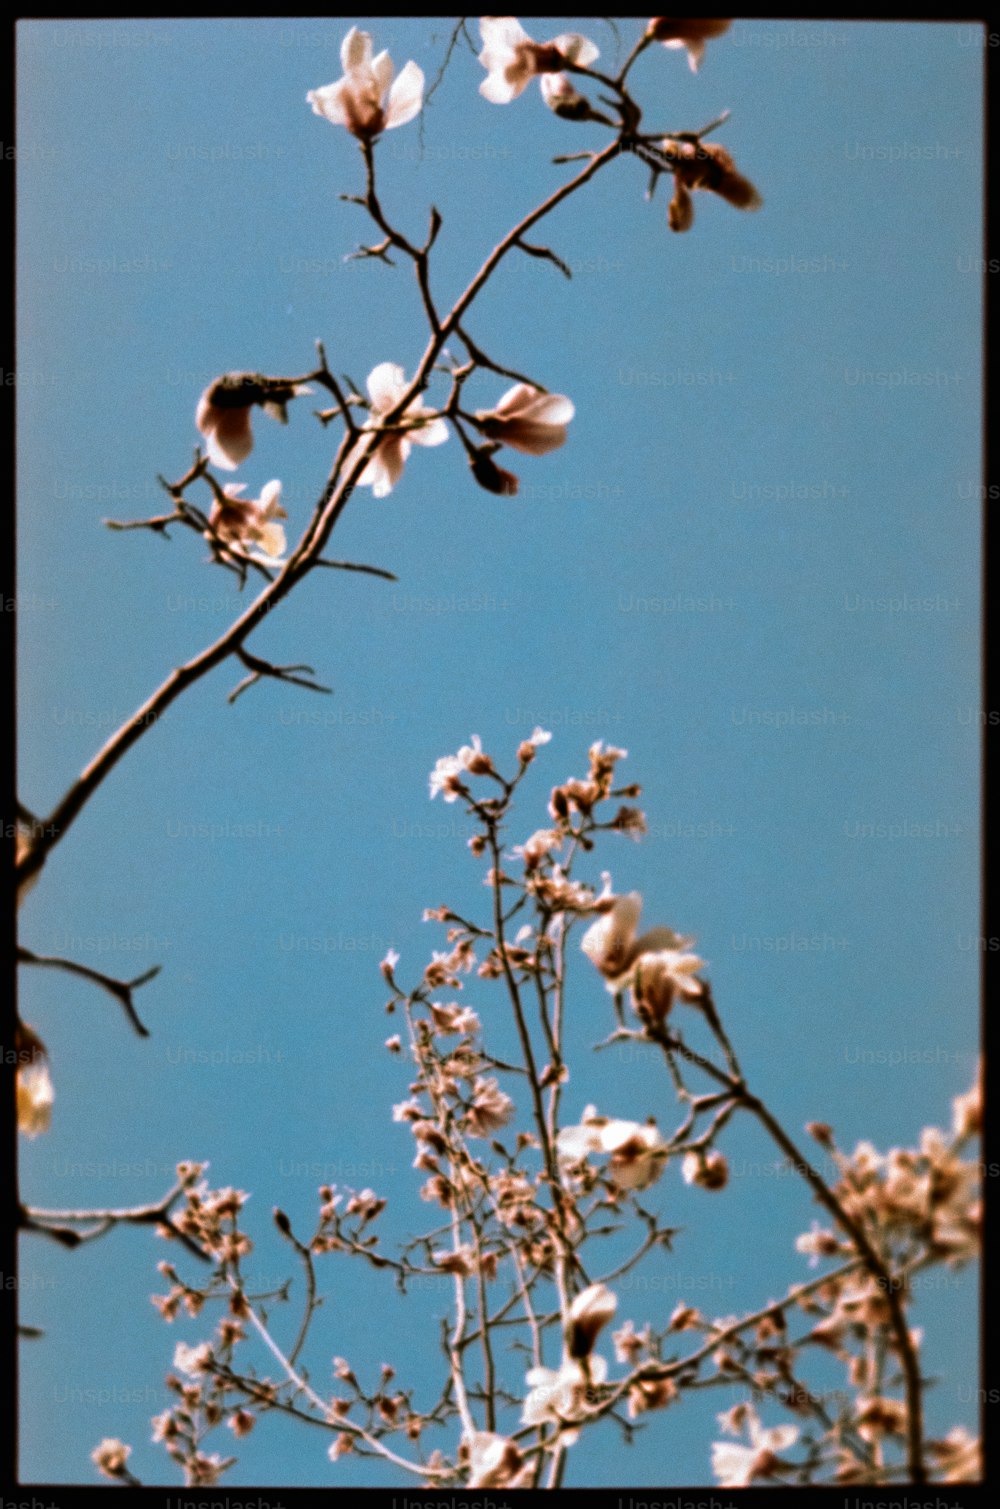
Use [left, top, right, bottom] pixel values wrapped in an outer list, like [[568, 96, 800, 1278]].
[[386, 60, 424, 128], [307, 80, 351, 127], [341, 26, 372, 74], [553, 33, 599, 67], [479, 15, 532, 52], [371, 49, 395, 97], [366, 361, 408, 413], [258, 480, 285, 518], [409, 414, 449, 448]]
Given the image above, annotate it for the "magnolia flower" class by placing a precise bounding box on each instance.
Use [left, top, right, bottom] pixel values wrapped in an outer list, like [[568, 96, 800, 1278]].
[[354, 362, 447, 498], [558, 1109, 669, 1191], [683, 1149, 729, 1190], [581, 892, 688, 988], [711, 1410, 799, 1487], [207, 480, 287, 565], [521, 1353, 607, 1436], [475, 384, 574, 455], [196, 374, 312, 472], [307, 28, 424, 139], [16, 1024, 54, 1138], [173, 1341, 213, 1379], [927, 1426, 981, 1483], [794, 1221, 843, 1267], [855, 1395, 908, 1444], [465, 1077, 515, 1138], [646, 18, 731, 71], [518, 725, 553, 762], [465, 1431, 527, 1488], [512, 826, 563, 871], [632, 947, 705, 1026], [91, 1439, 131, 1480], [539, 70, 590, 118], [429, 735, 493, 801], [665, 139, 762, 234], [565, 1283, 617, 1359], [478, 18, 599, 105], [187, 1452, 229, 1487], [429, 1002, 481, 1035], [469, 449, 520, 496]]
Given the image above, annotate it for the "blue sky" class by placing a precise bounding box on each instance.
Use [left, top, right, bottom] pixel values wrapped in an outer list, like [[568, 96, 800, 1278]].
[[17, 16, 982, 1488]]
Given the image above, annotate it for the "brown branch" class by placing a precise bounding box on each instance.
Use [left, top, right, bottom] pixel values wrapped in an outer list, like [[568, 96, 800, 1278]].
[[313, 558, 397, 582], [16, 134, 623, 902], [227, 648, 332, 705], [20, 1182, 210, 1261], [17, 946, 158, 1036]]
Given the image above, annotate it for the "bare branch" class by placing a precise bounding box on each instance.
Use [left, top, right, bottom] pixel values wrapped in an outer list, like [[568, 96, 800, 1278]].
[[17, 947, 159, 1037]]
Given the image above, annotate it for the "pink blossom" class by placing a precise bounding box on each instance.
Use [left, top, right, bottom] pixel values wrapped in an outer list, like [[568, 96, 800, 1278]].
[[206, 479, 287, 565], [354, 362, 448, 498], [646, 18, 731, 71], [196, 375, 313, 472], [478, 18, 599, 105], [581, 891, 689, 988], [475, 383, 574, 455], [307, 28, 424, 140], [711, 1407, 799, 1487], [565, 1282, 618, 1359]]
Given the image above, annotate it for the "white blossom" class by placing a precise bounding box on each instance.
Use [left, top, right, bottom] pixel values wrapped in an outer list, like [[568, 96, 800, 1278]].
[[307, 28, 424, 139]]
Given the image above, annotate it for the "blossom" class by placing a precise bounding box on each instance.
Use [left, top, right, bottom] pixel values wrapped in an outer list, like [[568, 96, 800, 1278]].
[[465, 1431, 528, 1488], [465, 1077, 515, 1138], [855, 1395, 908, 1444], [16, 1024, 54, 1138], [206, 480, 287, 565], [558, 1108, 669, 1191], [478, 18, 599, 106], [683, 1149, 729, 1190], [539, 70, 590, 118], [173, 1341, 213, 1378], [711, 1408, 799, 1487], [511, 827, 563, 870], [429, 1002, 481, 1035], [631, 947, 705, 1025], [628, 1376, 677, 1416], [187, 1452, 230, 1487], [581, 891, 689, 988], [665, 139, 762, 233], [475, 383, 574, 455], [521, 1353, 607, 1437], [565, 1283, 618, 1359], [354, 362, 447, 498], [306, 28, 424, 140], [927, 1426, 981, 1482], [613, 1318, 652, 1364], [196, 374, 312, 472], [91, 1439, 131, 1479], [646, 18, 731, 71], [469, 449, 520, 496], [518, 725, 553, 762], [794, 1221, 843, 1267], [429, 735, 494, 801]]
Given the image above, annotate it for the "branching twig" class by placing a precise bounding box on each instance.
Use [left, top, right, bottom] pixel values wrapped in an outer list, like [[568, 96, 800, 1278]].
[[17, 946, 159, 1036]]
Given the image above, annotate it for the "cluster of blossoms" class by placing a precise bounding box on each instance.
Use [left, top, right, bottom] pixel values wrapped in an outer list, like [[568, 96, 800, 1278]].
[[179, 13, 758, 567], [94, 735, 980, 1490], [50, 11, 975, 1493]]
